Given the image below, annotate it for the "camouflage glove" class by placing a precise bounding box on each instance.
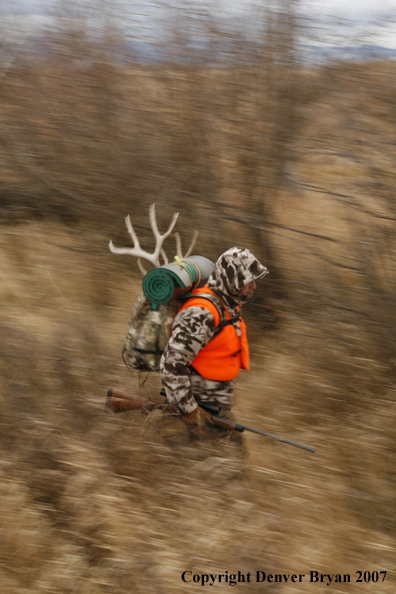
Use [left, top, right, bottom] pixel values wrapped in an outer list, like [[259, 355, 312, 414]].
[[181, 406, 212, 426]]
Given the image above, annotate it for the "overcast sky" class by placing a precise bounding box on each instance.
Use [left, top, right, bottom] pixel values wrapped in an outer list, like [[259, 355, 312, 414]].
[[2, 0, 396, 48], [4, 0, 396, 17], [304, 0, 395, 18]]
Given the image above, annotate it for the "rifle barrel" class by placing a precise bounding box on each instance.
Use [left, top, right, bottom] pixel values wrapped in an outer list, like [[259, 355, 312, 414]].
[[211, 416, 315, 453]]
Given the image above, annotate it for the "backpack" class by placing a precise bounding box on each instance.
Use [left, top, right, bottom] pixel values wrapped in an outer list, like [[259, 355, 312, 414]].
[[122, 292, 228, 373]]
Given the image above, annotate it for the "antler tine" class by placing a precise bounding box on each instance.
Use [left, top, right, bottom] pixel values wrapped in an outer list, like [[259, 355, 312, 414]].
[[174, 229, 199, 259], [160, 248, 169, 265], [125, 214, 141, 250], [108, 238, 150, 259], [175, 232, 182, 259], [184, 230, 199, 258], [149, 203, 179, 264], [137, 259, 148, 276]]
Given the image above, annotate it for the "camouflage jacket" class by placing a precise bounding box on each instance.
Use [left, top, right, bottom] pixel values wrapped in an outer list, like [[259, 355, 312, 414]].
[[160, 247, 268, 415]]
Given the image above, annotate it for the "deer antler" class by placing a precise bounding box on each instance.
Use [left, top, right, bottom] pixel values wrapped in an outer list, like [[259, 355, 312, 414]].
[[174, 230, 199, 259], [109, 204, 179, 275]]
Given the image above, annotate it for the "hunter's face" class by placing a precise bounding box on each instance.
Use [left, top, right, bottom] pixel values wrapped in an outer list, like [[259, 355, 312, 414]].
[[239, 280, 257, 296]]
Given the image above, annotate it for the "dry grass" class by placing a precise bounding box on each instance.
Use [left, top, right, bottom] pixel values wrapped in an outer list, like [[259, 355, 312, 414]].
[[0, 9, 396, 593], [0, 214, 395, 593]]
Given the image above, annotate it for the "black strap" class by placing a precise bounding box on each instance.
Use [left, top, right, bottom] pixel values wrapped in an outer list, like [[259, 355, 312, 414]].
[[213, 315, 241, 338], [132, 347, 163, 355], [187, 292, 241, 338]]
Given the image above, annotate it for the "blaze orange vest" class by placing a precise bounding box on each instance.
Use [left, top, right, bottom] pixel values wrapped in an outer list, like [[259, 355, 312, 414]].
[[178, 286, 250, 381]]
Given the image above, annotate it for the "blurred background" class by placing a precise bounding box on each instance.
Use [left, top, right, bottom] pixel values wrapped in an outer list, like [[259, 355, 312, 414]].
[[0, 0, 395, 592]]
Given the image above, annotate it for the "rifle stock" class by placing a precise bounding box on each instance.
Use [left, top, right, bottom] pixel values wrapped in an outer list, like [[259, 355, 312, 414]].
[[106, 387, 165, 414]]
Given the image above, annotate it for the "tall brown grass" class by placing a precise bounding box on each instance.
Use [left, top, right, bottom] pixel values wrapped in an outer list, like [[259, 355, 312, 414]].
[[0, 2, 395, 592]]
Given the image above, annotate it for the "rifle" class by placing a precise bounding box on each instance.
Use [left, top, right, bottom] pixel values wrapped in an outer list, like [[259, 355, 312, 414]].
[[106, 387, 315, 453]]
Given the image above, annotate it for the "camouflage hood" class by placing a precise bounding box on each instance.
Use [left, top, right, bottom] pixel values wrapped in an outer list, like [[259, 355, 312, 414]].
[[207, 247, 268, 307]]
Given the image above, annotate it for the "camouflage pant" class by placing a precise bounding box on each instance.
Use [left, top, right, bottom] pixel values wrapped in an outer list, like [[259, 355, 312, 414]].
[[158, 404, 247, 458]]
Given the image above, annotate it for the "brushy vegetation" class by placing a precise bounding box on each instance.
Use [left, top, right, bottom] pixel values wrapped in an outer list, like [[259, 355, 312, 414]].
[[0, 2, 395, 592]]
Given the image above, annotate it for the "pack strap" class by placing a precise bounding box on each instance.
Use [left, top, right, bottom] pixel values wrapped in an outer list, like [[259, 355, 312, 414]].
[[187, 292, 227, 325], [213, 315, 241, 338], [132, 347, 163, 355], [185, 292, 241, 338]]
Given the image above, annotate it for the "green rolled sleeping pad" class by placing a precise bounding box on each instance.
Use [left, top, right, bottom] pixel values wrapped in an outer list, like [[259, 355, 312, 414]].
[[143, 255, 214, 308], [142, 268, 183, 305]]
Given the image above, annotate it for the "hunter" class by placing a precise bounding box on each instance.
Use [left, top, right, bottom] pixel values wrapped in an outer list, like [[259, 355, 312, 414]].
[[160, 247, 268, 439]]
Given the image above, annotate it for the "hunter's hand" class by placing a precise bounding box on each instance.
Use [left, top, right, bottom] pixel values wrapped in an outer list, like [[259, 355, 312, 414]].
[[181, 406, 212, 426]]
